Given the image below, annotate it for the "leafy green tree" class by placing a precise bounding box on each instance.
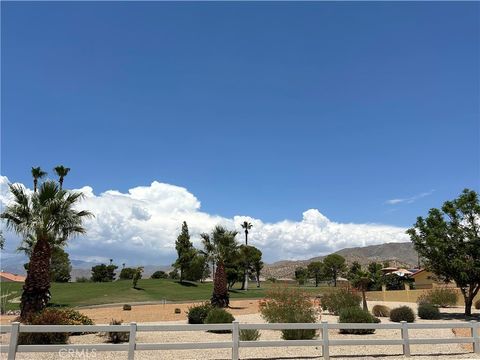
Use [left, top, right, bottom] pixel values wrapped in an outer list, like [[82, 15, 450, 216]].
[[151, 271, 168, 279], [173, 221, 195, 283], [50, 247, 72, 283], [240, 221, 253, 290], [132, 267, 143, 289], [347, 261, 362, 280], [119, 267, 137, 280], [185, 253, 209, 282], [407, 189, 480, 316], [294, 267, 308, 285], [1, 178, 92, 319], [91, 263, 118, 282], [323, 254, 347, 287], [307, 261, 324, 287], [250, 247, 263, 287], [31, 166, 47, 192], [168, 269, 179, 280], [238, 245, 260, 289], [367, 262, 383, 291], [53, 165, 70, 190]]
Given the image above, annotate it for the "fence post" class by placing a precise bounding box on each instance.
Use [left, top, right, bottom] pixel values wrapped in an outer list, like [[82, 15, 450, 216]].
[[128, 322, 137, 360], [232, 321, 239, 360], [321, 321, 330, 360], [8, 322, 20, 360], [401, 321, 410, 357], [471, 320, 479, 354]]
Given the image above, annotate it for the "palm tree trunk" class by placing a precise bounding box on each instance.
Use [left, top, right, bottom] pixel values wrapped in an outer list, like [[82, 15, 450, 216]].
[[59, 178, 63, 190], [244, 231, 249, 291], [33, 179, 38, 193], [20, 234, 52, 320], [362, 289, 368, 311]]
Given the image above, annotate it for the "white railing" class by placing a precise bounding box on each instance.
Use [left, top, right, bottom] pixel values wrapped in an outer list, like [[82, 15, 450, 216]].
[[0, 320, 478, 360]]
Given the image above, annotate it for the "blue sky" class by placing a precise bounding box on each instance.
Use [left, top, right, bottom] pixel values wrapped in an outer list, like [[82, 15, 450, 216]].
[[1, 2, 479, 264]]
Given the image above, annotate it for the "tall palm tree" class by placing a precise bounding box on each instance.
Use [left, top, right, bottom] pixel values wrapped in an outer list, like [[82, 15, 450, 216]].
[[1, 181, 93, 319], [31, 167, 47, 193], [240, 221, 253, 290], [53, 165, 70, 190]]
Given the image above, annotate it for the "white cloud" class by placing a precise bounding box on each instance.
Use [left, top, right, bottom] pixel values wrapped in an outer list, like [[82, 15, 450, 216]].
[[0, 175, 409, 265], [386, 190, 435, 205]]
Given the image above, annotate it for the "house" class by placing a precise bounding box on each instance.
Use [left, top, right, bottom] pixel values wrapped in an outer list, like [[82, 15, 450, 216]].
[[410, 269, 452, 289], [0, 271, 26, 283]]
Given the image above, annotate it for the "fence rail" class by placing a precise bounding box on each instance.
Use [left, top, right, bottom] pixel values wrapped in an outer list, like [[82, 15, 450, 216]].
[[0, 320, 478, 360]]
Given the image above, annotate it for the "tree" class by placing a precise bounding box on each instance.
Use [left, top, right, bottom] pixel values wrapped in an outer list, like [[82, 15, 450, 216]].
[[184, 253, 209, 282], [168, 269, 179, 280], [53, 165, 70, 190], [240, 221, 253, 290], [50, 247, 71, 282], [351, 270, 371, 311], [347, 261, 362, 280], [323, 254, 347, 287], [0, 230, 4, 250], [151, 271, 168, 279], [367, 262, 383, 291], [251, 247, 264, 287], [31, 167, 47, 193], [200, 232, 216, 281], [238, 245, 260, 289], [206, 226, 238, 307], [307, 261, 324, 287], [1, 179, 92, 319], [91, 264, 117, 282], [119, 267, 137, 280], [173, 221, 195, 283], [132, 267, 143, 289], [294, 267, 308, 285], [407, 189, 480, 316]]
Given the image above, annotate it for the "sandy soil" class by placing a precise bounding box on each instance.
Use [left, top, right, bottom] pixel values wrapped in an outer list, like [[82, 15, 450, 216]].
[[1, 301, 479, 360]]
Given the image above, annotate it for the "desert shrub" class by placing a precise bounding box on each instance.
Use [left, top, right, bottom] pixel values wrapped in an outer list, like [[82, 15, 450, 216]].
[[475, 299, 480, 310], [187, 303, 212, 324], [260, 285, 318, 340], [204, 308, 235, 333], [240, 329, 261, 341], [372, 304, 391, 317], [390, 306, 415, 323], [416, 287, 458, 307], [123, 304, 132, 311], [18, 309, 70, 345], [418, 303, 441, 320], [321, 288, 361, 315], [106, 319, 129, 343], [60, 309, 94, 335], [174, 308, 181, 314], [338, 307, 380, 335]]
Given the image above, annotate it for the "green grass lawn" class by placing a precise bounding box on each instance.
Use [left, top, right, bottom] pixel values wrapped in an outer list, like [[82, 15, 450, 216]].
[[2, 279, 330, 310]]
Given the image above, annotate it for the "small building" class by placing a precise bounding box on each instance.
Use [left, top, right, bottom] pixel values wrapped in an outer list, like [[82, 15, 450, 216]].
[[410, 269, 453, 289], [0, 271, 26, 283]]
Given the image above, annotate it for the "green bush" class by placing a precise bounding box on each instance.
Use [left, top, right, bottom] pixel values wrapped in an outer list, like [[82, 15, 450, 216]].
[[18, 309, 71, 345], [321, 288, 361, 315], [372, 304, 391, 317], [205, 308, 235, 333], [106, 319, 129, 343], [475, 299, 480, 310], [260, 285, 318, 340], [417, 287, 458, 308], [338, 307, 380, 335], [123, 304, 132, 311], [240, 329, 261, 341], [187, 303, 213, 324], [418, 303, 441, 320], [151, 270, 168, 279], [390, 306, 415, 323], [60, 308, 94, 335]]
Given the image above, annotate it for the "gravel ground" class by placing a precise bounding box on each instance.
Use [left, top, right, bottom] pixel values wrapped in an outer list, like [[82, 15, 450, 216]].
[[1, 301, 479, 360]]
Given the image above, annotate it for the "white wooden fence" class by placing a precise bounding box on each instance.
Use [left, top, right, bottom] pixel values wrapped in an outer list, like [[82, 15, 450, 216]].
[[0, 320, 478, 360]]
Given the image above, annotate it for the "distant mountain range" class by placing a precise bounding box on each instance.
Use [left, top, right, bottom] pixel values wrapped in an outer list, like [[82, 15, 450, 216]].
[[1, 241, 417, 281], [262, 242, 418, 279]]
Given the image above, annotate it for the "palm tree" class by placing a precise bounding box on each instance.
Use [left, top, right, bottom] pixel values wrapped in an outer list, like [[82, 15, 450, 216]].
[[1, 180, 93, 319], [31, 167, 47, 193], [240, 221, 253, 290], [200, 233, 216, 281], [351, 270, 372, 311], [53, 165, 70, 190], [205, 226, 238, 308]]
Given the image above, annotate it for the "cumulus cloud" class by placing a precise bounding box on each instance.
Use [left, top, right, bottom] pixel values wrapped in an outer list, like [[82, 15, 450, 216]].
[[0, 175, 409, 265], [386, 190, 435, 205]]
